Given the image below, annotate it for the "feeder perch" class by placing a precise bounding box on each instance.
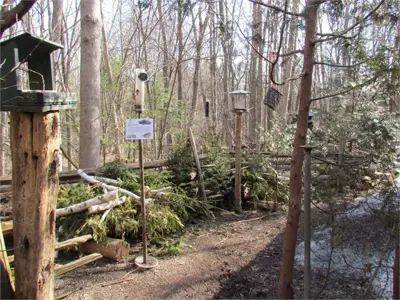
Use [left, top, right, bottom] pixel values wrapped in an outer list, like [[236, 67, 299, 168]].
[[0, 32, 76, 112], [230, 90, 250, 112], [264, 87, 282, 110]]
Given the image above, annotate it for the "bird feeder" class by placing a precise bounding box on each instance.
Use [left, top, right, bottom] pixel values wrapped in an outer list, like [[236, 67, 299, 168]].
[[0, 32, 76, 112], [264, 87, 282, 111], [230, 90, 250, 112]]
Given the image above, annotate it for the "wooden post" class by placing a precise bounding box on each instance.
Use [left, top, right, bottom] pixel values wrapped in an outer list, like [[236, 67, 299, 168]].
[[10, 112, 60, 300], [188, 128, 207, 203], [234, 111, 243, 214]]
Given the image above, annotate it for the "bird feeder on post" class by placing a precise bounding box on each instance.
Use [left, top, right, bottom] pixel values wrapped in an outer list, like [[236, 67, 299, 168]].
[[0, 32, 76, 300], [230, 90, 250, 214]]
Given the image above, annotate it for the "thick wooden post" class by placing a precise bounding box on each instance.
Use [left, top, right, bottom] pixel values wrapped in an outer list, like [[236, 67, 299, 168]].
[[10, 112, 59, 300], [234, 111, 243, 214]]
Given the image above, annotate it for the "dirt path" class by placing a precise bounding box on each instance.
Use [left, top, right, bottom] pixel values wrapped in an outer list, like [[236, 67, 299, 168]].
[[56, 211, 287, 300]]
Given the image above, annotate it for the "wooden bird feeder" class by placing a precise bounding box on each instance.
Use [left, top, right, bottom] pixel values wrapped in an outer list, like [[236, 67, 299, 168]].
[[0, 32, 76, 300], [230, 90, 250, 112], [0, 32, 76, 112]]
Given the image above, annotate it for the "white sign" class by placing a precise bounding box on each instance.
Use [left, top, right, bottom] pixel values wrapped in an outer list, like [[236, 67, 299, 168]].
[[125, 118, 154, 140]]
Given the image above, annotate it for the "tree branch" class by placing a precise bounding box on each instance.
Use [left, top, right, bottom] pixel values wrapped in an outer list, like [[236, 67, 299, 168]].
[[249, 0, 302, 17], [313, 0, 384, 44], [280, 49, 304, 57], [310, 77, 377, 102], [313, 61, 365, 68], [0, 0, 38, 37]]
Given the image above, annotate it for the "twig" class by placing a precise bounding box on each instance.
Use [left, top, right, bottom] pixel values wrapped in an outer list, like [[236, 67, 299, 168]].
[[101, 267, 139, 287], [60, 145, 78, 169]]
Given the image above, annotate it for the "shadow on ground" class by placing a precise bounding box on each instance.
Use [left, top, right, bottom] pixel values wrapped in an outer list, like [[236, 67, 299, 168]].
[[214, 207, 384, 300]]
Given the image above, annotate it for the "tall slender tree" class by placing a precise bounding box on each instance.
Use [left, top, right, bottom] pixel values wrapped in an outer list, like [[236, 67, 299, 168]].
[[79, 0, 102, 168]]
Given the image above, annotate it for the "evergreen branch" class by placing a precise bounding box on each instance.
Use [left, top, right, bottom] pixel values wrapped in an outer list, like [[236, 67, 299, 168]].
[[310, 77, 377, 102], [313, 61, 365, 68]]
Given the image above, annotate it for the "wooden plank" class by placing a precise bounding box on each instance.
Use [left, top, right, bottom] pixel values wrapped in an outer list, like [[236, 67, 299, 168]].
[[80, 238, 129, 262], [11, 112, 59, 300], [0, 220, 15, 299], [55, 253, 103, 276], [1, 220, 13, 235]]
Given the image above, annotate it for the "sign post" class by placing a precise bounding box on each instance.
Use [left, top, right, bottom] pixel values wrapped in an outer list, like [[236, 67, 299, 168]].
[[128, 69, 157, 269]]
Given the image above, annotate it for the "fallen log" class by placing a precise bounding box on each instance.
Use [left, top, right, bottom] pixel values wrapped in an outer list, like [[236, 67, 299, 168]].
[[88, 196, 127, 214], [56, 190, 119, 217], [56, 234, 93, 251], [77, 169, 141, 203], [80, 238, 129, 262], [8, 235, 94, 263], [55, 253, 103, 276]]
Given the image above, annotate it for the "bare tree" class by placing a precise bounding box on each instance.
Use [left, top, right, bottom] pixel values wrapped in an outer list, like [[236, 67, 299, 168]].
[[79, 0, 102, 168]]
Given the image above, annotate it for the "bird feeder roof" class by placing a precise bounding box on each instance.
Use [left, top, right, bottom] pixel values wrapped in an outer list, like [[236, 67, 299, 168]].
[[0, 32, 63, 59]]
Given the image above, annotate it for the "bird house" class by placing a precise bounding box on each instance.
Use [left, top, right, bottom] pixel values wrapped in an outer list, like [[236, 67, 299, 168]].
[[230, 90, 250, 112], [0, 32, 76, 112]]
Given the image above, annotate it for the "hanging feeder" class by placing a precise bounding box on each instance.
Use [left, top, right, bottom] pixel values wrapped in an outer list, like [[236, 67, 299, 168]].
[[264, 87, 282, 111]]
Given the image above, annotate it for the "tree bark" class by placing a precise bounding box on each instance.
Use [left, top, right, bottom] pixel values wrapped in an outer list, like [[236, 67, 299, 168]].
[[79, 0, 102, 169], [189, 5, 210, 125], [218, 0, 231, 147], [11, 112, 60, 300], [278, 1, 320, 298]]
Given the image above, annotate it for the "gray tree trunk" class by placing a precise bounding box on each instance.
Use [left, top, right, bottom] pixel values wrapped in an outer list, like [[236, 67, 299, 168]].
[[79, 0, 102, 168]]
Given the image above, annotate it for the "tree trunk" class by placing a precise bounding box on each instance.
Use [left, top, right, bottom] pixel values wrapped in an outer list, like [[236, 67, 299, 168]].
[[249, 3, 261, 144], [394, 234, 399, 300], [218, 0, 231, 147], [79, 0, 102, 169], [278, 1, 320, 298], [189, 5, 210, 126]]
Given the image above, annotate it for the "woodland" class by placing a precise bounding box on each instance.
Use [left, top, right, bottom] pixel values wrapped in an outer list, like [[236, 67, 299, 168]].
[[0, 0, 399, 299]]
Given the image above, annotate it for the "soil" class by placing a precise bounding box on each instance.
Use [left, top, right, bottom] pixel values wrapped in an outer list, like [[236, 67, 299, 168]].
[[56, 200, 393, 300], [56, 210, 289, 300]]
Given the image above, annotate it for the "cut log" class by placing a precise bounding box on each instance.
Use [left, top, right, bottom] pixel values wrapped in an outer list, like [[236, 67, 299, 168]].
[[56, 190, 118, 217], [56, 235, 93, 251], [1, 220, 13, 235], [88, 196, 127, 214], [81, 238, 129, 262], [55, 253, 103, 276]]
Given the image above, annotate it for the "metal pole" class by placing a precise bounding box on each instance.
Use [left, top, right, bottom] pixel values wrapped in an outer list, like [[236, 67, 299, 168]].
[[234, 111, 243, 214], [303, 146, 312, 300], [138, 112, 147, 264]]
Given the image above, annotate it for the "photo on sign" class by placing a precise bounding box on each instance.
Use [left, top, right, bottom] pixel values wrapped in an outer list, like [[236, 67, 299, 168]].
[[125, 118, 154, 140]]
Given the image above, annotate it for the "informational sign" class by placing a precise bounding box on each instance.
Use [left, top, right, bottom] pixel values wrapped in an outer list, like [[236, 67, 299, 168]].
[[125, 118, 154, 140]]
